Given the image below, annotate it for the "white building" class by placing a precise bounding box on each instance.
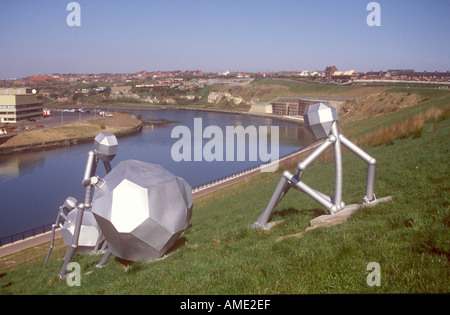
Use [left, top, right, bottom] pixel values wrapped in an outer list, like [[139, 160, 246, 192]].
[[0, 88, 43, 123]]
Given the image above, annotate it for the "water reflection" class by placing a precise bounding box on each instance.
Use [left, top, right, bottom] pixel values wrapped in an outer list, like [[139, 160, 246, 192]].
[[0, 151, 46, 184]]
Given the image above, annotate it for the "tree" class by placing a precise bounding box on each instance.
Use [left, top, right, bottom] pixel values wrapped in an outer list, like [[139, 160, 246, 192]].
[[72, 93, 81, 102], [103, 86, 111, 97]]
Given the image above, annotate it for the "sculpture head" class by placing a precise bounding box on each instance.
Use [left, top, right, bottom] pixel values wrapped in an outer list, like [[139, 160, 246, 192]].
[[94, 132, 118, 162], [303, 103, 338, 139]]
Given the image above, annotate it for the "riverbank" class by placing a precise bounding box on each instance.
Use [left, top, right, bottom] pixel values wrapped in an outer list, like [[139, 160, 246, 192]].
[[61, 103, 306, 128], [0, 112, 143, 155], [0, 105, 302, 156]]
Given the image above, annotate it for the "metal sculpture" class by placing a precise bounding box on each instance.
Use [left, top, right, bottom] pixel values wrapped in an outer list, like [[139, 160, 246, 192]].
[[46, 131, 193, 276], [252, 103, 377, 230], [44, 196, 102, 262], [45, 132, 118, 278], [92, 160, 193, 264], [61, 207, 102, 253]]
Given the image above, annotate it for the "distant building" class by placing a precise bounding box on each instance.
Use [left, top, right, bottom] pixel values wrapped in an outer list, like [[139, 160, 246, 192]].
[[250, 99, 316, 116], [325, 66, 338, 81], [250, 102, 273, 114], [0, 88, 43, 123], [331, 70, 358, 81], [272, 100, 316, 116], [324, 66, 358, 81], [111, 85, 132, 95]]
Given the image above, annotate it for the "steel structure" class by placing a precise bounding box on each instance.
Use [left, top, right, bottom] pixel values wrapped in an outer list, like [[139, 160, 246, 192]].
[[45, 132, 193, 277], [252, 103, 377, 230], [45, 132, 118, 278]]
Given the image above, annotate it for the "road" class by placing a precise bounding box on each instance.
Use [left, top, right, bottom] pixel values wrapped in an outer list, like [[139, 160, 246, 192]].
[[0, 110, 106, 140], [20, 110, 100, 128], [40, 110, 101, 127]]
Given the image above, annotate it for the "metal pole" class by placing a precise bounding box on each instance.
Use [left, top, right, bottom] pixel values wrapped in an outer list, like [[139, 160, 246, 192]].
[[96, 250, 112, 268], [297, 137, 335, 171], [284, 171, 337, 213], [44, 211, 62, 263], [103, 161, 112, 174], [339, 134, 376, 202], [83, 151, 97, 182], [252, 175, 289, 229], [58, 204, 85, 278], [366, 164, 376, 202], [331, 122, 343, 210]]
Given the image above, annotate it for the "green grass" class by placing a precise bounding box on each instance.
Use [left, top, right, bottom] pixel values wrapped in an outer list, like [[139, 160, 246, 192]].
[[342, 86, 450, 137], [1, 87, 449, 294], [252, 79, 359, 100]]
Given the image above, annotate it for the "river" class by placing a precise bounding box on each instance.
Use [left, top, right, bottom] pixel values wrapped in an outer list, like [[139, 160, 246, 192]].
[[0, 109, 314, 239]]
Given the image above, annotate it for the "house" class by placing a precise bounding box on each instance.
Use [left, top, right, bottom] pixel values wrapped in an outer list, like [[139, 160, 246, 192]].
[[325, 66, 338, 81], [331, 70, 358, 81], [111, 85, 132, 95]]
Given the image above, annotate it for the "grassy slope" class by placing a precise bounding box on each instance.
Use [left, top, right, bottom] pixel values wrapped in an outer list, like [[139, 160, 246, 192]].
[[342, 87, 450, 137], [1, 84, 449, 294]]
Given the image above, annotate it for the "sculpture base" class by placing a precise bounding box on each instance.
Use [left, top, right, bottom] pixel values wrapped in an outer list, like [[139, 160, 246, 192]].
[[276, 196, 393, 242]]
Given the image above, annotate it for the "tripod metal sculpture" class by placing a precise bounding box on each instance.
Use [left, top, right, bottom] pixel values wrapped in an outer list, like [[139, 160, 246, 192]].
[[252, 103, 377, 230]]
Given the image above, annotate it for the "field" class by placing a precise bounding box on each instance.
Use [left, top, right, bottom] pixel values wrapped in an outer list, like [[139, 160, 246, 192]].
[[0, 82, 449, 294]]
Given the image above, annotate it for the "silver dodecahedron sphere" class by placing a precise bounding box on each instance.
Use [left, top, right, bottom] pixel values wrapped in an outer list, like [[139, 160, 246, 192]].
[[92, 160, 193, 262], [303, 103, 338, 139], [62, 208, 101, 253], [94, 132, 118, 162]]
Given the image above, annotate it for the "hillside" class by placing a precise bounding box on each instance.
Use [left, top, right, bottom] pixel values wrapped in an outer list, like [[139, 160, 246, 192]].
[[203, 79, 435, 116]]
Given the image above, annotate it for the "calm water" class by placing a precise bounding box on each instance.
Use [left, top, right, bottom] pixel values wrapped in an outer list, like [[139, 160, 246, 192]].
[[0, 109, 314, 238]]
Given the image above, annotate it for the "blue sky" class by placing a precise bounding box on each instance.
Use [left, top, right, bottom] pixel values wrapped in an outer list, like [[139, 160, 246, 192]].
[[0, 0, 449, 79]]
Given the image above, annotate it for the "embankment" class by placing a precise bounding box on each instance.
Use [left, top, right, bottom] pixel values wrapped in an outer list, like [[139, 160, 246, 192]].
[[0, 113, 143, 155]]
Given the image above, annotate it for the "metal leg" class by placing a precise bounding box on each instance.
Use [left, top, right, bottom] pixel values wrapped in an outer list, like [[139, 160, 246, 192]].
[[103, 161, 112, 174], [96, 250, 112, 268], [283, 171, 338, 213], [93, 232, 104, 253], [331, 123, 343, 210], [44, 211, 62, 263], [365, 164, 376, 203], [252, 176, 290, 229], [252, 136, 338, 227], [58, 204, 85, 278], [339, 134, 377, 203]]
